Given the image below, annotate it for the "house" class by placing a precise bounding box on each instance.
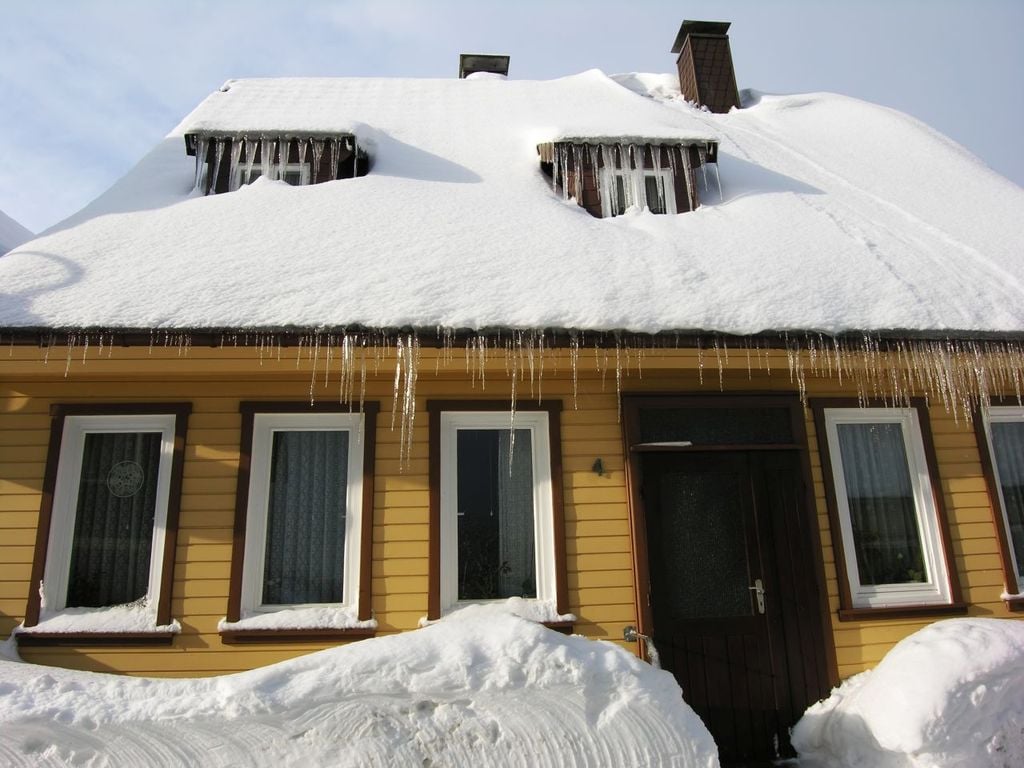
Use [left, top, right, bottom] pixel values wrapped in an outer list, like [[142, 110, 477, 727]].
[[2, 19, 1023, 765]]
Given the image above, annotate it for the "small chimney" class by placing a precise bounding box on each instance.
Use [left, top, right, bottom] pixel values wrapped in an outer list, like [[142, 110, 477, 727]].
[[670, 20, 740, 113], [458, 53, 510, 79]]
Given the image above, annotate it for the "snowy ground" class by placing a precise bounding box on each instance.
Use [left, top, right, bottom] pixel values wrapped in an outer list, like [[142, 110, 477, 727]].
[[2, 616, 1022, 767], [0, 610, 719, 767]]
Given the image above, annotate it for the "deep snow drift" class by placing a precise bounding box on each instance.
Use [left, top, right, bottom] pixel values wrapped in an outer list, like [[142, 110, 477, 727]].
[[792, 618, 1024, 767], [1, 71, 1022, 335], [0, 611, 719, 767]]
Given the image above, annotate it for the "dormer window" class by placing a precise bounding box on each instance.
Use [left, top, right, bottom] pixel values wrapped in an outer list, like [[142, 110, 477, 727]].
[[538, 140, 717, 219], [185, 134, 369, 195]]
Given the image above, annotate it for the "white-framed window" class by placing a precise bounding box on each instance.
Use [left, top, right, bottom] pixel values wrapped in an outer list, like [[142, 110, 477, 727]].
[[238, 412, 365, 616], [43, 413, 178, 614], [981, 406, 1024, 593], [233, 162, 311, 189], [821, 407, 953, 608], [600, 166, 676, 217], [438, 411, 557, 612]]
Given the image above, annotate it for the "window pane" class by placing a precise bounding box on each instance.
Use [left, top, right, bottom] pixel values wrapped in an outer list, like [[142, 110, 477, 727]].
[[991, 420, 1024, 577], [67, 432, 161, 607], [613, 176, 627, 215], [836, 423, 927, 585], [456, 429, 536, 600], [263, 430, 349, 605], [645, 175, 665, 213]]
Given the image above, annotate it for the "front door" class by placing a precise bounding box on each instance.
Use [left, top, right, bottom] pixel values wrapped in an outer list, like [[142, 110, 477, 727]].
[[624, 396, 833, 766]]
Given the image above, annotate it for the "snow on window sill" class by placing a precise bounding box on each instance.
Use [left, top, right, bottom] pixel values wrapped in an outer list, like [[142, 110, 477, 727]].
[[218, 606, 377, 634], [1001, 592, 1024, 612], [18, 604, 181, 636], [419, 597, 576, 628]]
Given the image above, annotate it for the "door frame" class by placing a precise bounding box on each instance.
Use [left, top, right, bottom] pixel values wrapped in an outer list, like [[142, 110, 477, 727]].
[[622, 393, 839, 705]]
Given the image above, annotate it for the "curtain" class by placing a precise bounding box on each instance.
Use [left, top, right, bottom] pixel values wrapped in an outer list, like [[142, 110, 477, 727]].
[[497, 429, 536, 599], [991, 421, 1024, 576], [836, 423, 926, 585], [262, 430, 348, 605], [67, 431, 161, 607]]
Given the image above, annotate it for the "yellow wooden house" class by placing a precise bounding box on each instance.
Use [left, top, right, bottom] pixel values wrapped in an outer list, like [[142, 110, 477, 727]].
[[2, 21, 1023, 766]]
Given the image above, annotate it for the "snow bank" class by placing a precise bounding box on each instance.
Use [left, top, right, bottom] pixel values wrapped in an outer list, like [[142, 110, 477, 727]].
[[0, 611, 719, 767], [792, 618, 1024, 767]]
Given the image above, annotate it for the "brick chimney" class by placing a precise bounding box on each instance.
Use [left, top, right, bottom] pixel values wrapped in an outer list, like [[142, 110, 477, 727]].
[[458, 54, 510, 79], [671, 20, 740, 113]]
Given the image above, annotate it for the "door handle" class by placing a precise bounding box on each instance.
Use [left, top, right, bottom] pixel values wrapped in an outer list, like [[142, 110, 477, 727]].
[[749, 578, 766, 614]]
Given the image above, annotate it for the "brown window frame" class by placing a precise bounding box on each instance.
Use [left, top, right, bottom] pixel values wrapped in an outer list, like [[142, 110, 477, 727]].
[[20, 403, 191, 647], [811, 397, 966, 621], [974, 399, 1024, 612], [222, 401, 379, 643], [426, 400, 568, 623]]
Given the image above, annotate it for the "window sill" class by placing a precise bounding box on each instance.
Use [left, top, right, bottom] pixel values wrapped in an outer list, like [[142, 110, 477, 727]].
[[16, 631, 176, 647], [1005, 597, 1024, 614], [219, 627, 377, 644], [838, 602, 968, 622], [542, 620, 575, 635]]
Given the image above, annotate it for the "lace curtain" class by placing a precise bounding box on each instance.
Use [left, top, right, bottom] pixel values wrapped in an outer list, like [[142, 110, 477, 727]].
[[263, 430, 349, 605], [837, 423, 926, 585], [68, 431, 161, 607]]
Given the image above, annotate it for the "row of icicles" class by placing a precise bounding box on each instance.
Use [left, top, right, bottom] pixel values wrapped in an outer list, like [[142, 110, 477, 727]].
[[15, 329, 1024, 465], [550, 142, 722, 214]]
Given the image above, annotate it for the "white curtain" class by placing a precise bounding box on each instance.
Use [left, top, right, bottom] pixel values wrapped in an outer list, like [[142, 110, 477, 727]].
[[497, 429, 536, 598], [263, 430, 348, 605], [837, 423, 926, 585]]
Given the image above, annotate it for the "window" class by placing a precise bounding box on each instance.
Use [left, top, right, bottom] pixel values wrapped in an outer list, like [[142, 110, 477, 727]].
[[979, 405, 1024, 597], [23, 404, 190, 637], [600, 167, 676, 217], [226, 403, 377, 637], [428, 402, 567, 619], [815, 403, 958, 612], [233, 162, 311, 189]]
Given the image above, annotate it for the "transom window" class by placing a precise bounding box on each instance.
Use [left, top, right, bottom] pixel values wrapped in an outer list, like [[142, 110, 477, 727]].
[[238, 412, 366, 615], [818, 406, 954, 609], [981, 406, 1024, 594]]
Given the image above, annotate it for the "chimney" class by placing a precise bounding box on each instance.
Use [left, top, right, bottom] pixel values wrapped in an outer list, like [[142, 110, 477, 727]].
[[670, 20, 740, 113], [458, 54, 510, 79]]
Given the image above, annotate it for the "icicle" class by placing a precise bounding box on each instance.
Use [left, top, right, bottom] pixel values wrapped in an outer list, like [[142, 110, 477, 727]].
[[279, 136, 291, 180], [329, 139, 340, 181], [227, 138, 244, 192], [261, 137, 274, 180], [207, 139, 226, 195], [193, 137, 209, 192], [569, 333, 580, 410], [651, 145, 666, 213], [697, 144, 710, 191], [311, 139, 325, 183], [243, 137, 258, 185], [681, 146, 695, 211]]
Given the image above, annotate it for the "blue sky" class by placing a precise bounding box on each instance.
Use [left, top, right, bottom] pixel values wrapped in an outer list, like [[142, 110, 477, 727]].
[[1, 0, 1021, 233]]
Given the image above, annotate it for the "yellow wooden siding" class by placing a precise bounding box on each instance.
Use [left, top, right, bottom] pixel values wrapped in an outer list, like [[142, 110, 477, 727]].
[[1, 346, 1021, 679]]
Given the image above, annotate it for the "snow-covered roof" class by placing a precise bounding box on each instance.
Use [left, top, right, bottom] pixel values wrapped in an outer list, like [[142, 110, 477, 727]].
[[0, 209, 32, 256], [1, 70, 1022, 337]]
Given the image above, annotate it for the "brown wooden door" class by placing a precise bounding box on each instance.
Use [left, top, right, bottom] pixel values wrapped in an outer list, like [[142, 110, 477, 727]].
[[641, 451, 797, 765]]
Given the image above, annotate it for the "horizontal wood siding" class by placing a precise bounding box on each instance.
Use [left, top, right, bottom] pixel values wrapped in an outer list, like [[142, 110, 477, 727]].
[[1, 345, 1020, 678]]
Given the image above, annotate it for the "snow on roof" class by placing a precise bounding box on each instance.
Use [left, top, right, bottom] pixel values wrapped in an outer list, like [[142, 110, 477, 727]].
[[0, 612, 720, 767], [0, 209, 32, 256], [1, 71, 1022, 337]]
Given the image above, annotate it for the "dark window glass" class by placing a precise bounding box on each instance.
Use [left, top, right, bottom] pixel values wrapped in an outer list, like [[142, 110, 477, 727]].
[[67, 432, 161, 607], [263, 430, 348, 605], [456, 429, 536, 600], [991, 420, 1024, 576], [645, 175, 666, 213], [637, 406, 793, 445]]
